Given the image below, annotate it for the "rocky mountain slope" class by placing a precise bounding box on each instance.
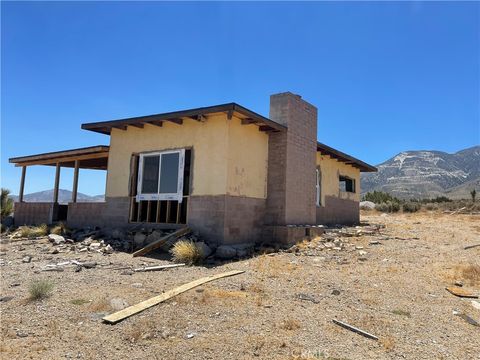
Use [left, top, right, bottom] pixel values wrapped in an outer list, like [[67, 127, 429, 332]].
[[10, 189, 104, 203], [361, 146, 480, 199]]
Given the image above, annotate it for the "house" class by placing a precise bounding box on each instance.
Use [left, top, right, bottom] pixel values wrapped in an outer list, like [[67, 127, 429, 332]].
[[9, 92, 376, 245]]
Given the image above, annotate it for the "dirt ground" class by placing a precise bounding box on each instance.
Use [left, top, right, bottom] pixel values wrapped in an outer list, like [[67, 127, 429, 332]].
[[1, 212, 479, 360]]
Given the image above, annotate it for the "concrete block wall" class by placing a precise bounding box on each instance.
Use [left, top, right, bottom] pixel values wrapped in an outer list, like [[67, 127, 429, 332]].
[[316, 195, 360, 225], [67, 202, 107, 229], [266, 92, 318, 226], [13, 202, 54, 226]]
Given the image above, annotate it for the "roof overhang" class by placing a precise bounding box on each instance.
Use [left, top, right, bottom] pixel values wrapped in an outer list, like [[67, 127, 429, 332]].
[[9, 145, 109, 170], [81, 103, 287, 135], [317, 142, 377, 172]]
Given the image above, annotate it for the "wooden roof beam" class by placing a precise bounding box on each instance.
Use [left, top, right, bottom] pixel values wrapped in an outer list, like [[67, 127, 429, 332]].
[[129, 123, 144, 129], [241, 118, 259, 125], [165, 118, 183, 125]]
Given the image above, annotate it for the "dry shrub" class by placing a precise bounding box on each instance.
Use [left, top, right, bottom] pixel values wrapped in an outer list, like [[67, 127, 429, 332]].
[[19, 224, 48, 238], [28, 279, 54, 301], [461, 264, 480, 286], [280, 319, 301, 331], [381, 336, 396, 352], [50, 222, 68, 235], [170, 240, 203, 265], [88, 297, 111, 312], [124, 318, 157, 343]]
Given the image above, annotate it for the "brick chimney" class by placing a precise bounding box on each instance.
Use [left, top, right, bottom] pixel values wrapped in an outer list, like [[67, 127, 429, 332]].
[[265, 92, 318, 225]]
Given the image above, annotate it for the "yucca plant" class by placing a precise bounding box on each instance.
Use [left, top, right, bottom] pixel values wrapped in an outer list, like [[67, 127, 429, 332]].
[[1, 188, 14, 221]]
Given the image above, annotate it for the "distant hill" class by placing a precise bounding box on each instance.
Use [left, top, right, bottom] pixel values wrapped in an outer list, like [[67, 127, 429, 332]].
[[361, 146, 480, 199], [10, 189, 104, 204]]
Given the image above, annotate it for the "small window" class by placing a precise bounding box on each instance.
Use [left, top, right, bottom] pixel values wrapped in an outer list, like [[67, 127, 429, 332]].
[[339, 175, 355, 193], [316, 168, 321, 206], [137, 149, 185, 202]]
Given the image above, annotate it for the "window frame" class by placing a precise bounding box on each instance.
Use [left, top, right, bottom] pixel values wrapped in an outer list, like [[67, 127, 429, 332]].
[[315, 168, 321, 207], [136, 149, 185, 203], [339, 175, 356, 193]]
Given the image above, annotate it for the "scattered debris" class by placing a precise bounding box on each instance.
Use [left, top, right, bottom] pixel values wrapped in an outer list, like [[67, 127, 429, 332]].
[[332, 319, 379, 340], [464, 243, 480, 250], [103, 270, 245, 324], [331, 289, 341, 296], [185, 332, 196, 339], [446, 287, 479, 299], [453, 310, 480, 327], [133, 263, 186, 272], [295, 293, 320, 304], [132, 227, 191, 257], [22, 255, 32, 263], [454, 280, 463, 287]]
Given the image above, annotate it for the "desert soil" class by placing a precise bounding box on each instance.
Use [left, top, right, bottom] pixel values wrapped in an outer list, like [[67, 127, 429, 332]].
[[1, 212, 479, 360]]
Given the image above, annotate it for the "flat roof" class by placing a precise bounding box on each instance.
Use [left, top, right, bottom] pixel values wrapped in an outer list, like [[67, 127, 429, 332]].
[[9, 145, 109, 170], [81, 103, 287, 135]]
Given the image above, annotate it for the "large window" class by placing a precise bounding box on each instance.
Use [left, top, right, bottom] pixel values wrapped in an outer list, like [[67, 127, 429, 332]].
[[339, 175, 356, 193], [136, 149, 185, 202]]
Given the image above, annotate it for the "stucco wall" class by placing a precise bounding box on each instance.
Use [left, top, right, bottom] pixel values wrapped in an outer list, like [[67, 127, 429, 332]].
[[316, 153, 361, 203], [106, 113, 269, 199]]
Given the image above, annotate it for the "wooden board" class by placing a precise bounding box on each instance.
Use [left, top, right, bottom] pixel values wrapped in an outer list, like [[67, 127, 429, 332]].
[[132, 227, 190, 257], [103, 270, 245, 324], [134, 263, 186, 272], [446, 287, 479, 298]]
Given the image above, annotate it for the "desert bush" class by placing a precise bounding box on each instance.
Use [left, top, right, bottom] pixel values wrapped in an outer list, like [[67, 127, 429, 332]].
[[362, 191, 400, 204], [1, 188, 14, 221], [402, 202, 421, 213], [461, 264, 480, 286], [376, 201, 400, 213], [18, 224, 48, 238], [170, 240, 203, 265], [279, 319, 301, 330], [424, 203, 438, 211], [28, 279, 54, 301], [50, 222, 69, 235]]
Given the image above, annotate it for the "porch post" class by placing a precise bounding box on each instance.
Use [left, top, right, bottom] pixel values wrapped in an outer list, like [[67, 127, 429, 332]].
[[72, 160, 79, 203], [53, 162, 61, 203], [19, 166, 27, 202]]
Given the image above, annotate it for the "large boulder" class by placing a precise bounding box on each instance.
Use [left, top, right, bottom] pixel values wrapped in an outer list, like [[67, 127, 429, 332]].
[[215, 245, 237, 260], [48, 234, 65, 245], [196, 242, 212, 258], [360, 201, 375, 210], [133, 233, 146, 248]]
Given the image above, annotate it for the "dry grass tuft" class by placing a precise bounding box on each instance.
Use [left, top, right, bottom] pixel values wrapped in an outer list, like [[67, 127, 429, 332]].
[[381, 336, 396, 352], [50, 222, 68, 235], [280, 319, 301, 331], [124, 318, 157, 343], [19, 224, 48, 238], [170, 240, 203, 265], [28, 279, 54, 301], [461, 264, 480, 286], [200, 287, 248, 304], [88, 297, 111, 312]]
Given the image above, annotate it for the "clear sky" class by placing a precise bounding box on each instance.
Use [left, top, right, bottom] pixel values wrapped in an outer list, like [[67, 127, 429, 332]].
[[1, 1, 479, 196]]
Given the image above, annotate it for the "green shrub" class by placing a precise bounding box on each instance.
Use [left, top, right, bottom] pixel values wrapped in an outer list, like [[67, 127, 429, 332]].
[[29, 279, 54, 301], [363, 191, 400, 204], [376, 201, 401, 213], [403, 202, 421, 213], [1, 188, 14, 221]]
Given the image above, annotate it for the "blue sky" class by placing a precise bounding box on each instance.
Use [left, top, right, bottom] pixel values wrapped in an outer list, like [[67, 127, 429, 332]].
[[1, 1, 479, 196]]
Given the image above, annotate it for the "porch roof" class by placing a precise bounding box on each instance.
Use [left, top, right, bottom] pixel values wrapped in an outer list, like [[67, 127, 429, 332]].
[[317, 142, 377, 173], [9, 145, 109, 170]]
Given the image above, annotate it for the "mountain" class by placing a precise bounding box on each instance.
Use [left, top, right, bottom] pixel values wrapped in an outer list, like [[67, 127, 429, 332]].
[[10, 189, 104, 204], [361, 146, 480, 199]]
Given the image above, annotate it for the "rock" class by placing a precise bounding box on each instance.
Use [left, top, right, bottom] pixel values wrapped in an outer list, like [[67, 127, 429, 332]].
[[89, 242, 101, 251], [0, 296, 14, 302], [134, 233, 147, 248], [10, 282, 20, 287], [360, 201, 375, 210], [110, 298, 129, 311], [215, 245, 237, 259], [131, 283, 143, 288], [331, 289, 341, 296], [355, 246, 364, 250], [358, 257, 368, 262], [121, 270, 134, 276], [78, 247, 87, 253], [82, 261, 97, 269], [454, 281, 464, 287], [185, 332, 196, 339], [22, 256, 32, 263], [16, 331, 28, 338], [75, 265, 82, 272], [358, 250, 367, 256], [51, 248, 59, 254], [102, 244, 114, 254], [369, 240, 381, 245], [111, 229, 124, 240], [196, 242, 212, 258], [146, 230, 163, 243], [48, 234, 65, 245]]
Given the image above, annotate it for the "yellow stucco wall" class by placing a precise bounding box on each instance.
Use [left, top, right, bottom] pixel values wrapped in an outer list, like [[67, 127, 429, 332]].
[[106, 113, 268, 199], [316, 153, 361, 203]]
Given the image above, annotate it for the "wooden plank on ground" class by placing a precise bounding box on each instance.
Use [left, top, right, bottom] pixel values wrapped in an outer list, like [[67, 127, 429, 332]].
[[103, 270, 245, 324], [132, 227, 191, 257], [332, 319, 378, 340], [134, 263, 186, 272], [464, 243, 480, 250], [446, 287, 479, 298]]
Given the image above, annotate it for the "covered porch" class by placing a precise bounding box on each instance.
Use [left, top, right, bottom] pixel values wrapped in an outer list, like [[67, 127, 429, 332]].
[[9, 145, 109, 226]]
